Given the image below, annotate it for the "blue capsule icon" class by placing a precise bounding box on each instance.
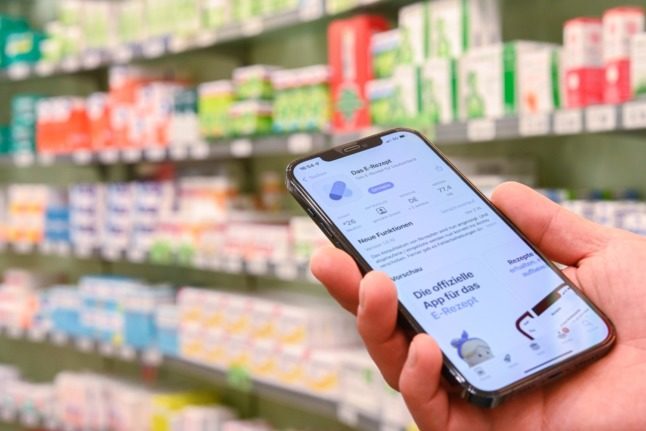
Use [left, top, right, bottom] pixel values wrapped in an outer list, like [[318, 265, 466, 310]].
[[329, 181, 352, 201]]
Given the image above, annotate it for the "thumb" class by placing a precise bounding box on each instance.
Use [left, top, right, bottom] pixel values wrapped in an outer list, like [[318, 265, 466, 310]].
[[399, 334, 450, 430]]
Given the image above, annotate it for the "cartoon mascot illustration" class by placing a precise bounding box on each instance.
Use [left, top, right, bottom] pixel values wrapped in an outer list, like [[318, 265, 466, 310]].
[[451, 331, 494, 367]]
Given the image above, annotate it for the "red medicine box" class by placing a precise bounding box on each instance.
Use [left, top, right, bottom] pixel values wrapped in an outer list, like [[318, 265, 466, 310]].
[[328, 15, 389, 132]]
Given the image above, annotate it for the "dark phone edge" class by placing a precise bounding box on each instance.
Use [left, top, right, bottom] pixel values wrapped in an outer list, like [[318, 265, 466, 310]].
[[285, 127, 617, 408]]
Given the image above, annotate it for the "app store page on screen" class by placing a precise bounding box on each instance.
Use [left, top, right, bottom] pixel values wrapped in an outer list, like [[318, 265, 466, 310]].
[[294, 131, 609, 391]]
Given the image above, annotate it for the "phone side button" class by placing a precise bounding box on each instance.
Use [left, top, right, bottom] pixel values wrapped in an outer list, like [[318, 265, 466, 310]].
[[316, 224, 344, 249]]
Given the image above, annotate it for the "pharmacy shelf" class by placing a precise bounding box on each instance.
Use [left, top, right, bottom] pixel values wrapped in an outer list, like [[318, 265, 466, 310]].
[[0, 241, 315, 284], [0, 325, 163, 367], [165, 358, 397, 431], [6, 101, 646, 169], [5, 132, 330, 168], [436, 102, 646, 144], [334, 101, 646, 146], [0, 408, 56, 431], [0, 0, 393, 83], [0, 327, 405, 431]]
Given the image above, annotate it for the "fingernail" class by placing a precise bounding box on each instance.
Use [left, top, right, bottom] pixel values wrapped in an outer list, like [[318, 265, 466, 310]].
[[358, 279, 367, 313], [407, 340, 418, 369]]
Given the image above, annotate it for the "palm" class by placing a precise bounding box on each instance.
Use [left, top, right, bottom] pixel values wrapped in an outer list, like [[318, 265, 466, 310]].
[[458, 241, 646, 430], [311, 183, 646, 431]]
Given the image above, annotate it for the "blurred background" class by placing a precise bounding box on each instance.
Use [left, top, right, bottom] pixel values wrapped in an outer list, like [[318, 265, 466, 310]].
[[0, 1, 644, 430]]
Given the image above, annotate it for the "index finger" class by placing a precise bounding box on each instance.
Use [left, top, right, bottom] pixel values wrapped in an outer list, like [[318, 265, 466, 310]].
[[491, 182, 615, 266], [310, 246, 363, 314]]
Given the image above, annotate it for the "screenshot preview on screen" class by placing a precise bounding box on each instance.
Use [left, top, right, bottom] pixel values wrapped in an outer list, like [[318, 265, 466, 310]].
[[294, 131, 609, 392]]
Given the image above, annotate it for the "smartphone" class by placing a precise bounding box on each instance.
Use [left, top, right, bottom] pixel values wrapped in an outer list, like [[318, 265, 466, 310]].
[[286, 128, 615, 407]]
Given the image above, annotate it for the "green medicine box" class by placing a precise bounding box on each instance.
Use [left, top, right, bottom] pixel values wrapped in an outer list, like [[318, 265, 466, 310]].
[[4, 31, 45, 66]]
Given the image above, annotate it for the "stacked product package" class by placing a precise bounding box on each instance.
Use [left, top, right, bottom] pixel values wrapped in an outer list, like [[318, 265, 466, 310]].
[[0, 269, 46, 332], [0, 15, 44, 69], [230, 65, 277, 136], [44, 0, 321, 63], [365, 0, 501, 128], [271, 65, 331, 133], [358, 3, 646, 131], [0, 366, 268, 431], [0, 266, 415, 429], [0, 177, 331, 267], [21, 62, 333, 160]]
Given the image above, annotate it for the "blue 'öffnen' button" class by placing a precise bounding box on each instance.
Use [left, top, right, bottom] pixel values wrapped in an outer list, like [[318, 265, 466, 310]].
[[369, 182, 394, 194]]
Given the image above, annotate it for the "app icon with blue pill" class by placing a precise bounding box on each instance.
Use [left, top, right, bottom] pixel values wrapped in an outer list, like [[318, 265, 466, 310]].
[[329, 181, 352, 201]]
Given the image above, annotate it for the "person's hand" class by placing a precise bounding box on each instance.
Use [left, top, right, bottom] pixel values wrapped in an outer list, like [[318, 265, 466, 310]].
[[311, 182, 646, 431]]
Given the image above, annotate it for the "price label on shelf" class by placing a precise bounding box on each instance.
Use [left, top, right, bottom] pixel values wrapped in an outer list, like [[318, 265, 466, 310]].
[[622, 101, 646, 129], [76, 338, 93, 352], [191, 142, 210, 160], [519, 113, 550, 136], [287, 133, 313, 154], [170, 36, 191, 53], [299, 2, 324, 20], [101, 247, 121, 261], [327, 0, 359, 13], [554, 109, 583, 135], [170, 146, 189, 160], [7, 63, 30, 80], [56, 243, 71, 257], [27, 327, 47, 342], [39, 241, 54, 255], [337, 403, 360, 427], [275, 261, 298, 280], [467, 119, 496, 141], [122, 148, 142, 163], [196, 31, 218, 47], [7, 326, 23, 339], [127, 248, 147, 263], [61, 57, 80, 72], [99, 342, 115, 357], [223, 257, 243, 273], [143, 349, 163, 366], [35, 61, 56, 76], [247, 259, 268, 275], [113, 45, 134, 63], [81, 51, 102, 69], [13, 152, 35, 167], [72, 150, 93, 165], [230, 139, 253, 157], [143, 38, 166, 58], [119, 346, 136, 361], [208, 256, 222, 271], [14, 242, 34, 254], [193, 254, 208, 270], [145, 147, 166, 161], [37, 153, 55, 166], [74, 245, 92, 259], [52, 332, 68, 346], [586, 105, 617, 132], [241, 18, 264, 37], [99, 149, 119, 164]]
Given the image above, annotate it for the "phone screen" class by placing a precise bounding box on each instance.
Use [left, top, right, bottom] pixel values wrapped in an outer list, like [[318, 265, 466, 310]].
[[292, 130, 611, 392]]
